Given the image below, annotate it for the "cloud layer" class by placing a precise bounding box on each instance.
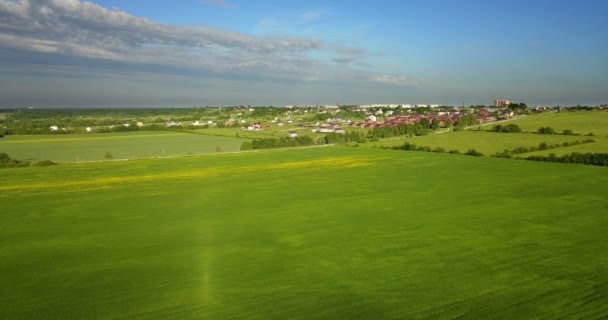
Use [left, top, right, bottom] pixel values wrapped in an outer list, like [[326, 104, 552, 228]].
[[0, 0, 417, 94]]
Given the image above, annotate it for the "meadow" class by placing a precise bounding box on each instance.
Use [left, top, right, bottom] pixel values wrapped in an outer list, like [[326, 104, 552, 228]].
[[0, 131, 248, 163], [366, 111, 608, 157], [2, 147, 608, 319], [506, 111, 608, 136]]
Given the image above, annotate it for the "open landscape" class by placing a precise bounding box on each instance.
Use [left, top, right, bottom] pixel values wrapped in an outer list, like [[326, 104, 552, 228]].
[[2, 146, 608, 319], [2, 0, 608, 318], [0, 131, 248, 163], [2, 108, 608, 319]]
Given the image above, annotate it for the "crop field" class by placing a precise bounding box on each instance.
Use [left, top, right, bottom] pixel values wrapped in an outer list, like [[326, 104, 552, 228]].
[[0, 131, 248, 163], [2, 147, 608, 319]]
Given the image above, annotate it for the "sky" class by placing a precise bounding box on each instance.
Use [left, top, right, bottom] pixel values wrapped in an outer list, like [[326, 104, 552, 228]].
[[0, 0, 607, 108]]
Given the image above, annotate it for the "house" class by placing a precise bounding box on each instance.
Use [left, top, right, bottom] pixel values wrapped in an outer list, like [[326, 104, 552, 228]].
[[122, 123, 130, 127], [192, 120, 201, 126], [85, 127, 92, 132], [366, 115, 377, 122], [288, 131, 298, 138], [278, 122, 284, 127], [49, 125, 58, 131], [136, 122, 144, 127], [335, 128, 345, 134]]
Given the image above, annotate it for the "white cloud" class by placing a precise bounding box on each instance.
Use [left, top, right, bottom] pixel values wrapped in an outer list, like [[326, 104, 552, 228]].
[[371, 75, 421, 86], [0, 0, 417, 90]]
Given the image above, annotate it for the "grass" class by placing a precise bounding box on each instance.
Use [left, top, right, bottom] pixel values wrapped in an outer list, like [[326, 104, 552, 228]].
[[0, 131, 249, 163], [363, 111, 608, 156], [2, 147, 608, 319], [508, 111, 608, 136], [364, 131, 595, 155]]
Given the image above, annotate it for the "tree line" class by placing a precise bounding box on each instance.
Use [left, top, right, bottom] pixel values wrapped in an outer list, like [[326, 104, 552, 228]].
[[241, 136, 315, 150], [523, 152, 608, 167], [0, 153, 57, 168], [493, 139, 595, 158]]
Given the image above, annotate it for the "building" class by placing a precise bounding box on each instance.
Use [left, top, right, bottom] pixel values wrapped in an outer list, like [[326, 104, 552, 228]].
[[288, 131, 298, 138], [494, 99, 513, 107]]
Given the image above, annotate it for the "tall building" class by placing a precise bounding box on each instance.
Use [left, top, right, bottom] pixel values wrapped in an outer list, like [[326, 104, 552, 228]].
[[494, 99, 513, 107]]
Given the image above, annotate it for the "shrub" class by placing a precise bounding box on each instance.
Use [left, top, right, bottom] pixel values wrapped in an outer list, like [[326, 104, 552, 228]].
[[538, 127, 556, 134], [563, 129, 574, 135], [0, 152, 10, 164], [34, 160, 57, 166], [104, 152, 113, 159], [240, 141, 253, 150], [465, 149, 484, 157]]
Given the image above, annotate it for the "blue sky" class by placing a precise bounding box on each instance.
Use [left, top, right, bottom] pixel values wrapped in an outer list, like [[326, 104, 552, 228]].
[[0, 0, 606, 107]]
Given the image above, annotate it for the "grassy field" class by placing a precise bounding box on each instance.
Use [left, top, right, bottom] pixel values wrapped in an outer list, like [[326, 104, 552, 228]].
[[365, 112, 608, 156], [0, 131, 248, 163], [2, 147, 608, 319], [364, 131, 598, 155], [507, 111, 608, 136]]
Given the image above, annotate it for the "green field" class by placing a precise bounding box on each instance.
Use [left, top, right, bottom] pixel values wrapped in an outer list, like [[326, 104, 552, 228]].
[[366, 112, 608, 156], [2, 147, 608, 319], [365, 131, 596, 155], [0, 131, 248, 163], [506, 111, 608, 136]]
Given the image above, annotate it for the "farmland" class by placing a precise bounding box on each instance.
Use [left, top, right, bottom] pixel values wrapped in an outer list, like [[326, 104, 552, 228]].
[[0, 131, 248, 163], [365, 111, 608, 157], [504, 111, 608, 136], [2, 147, 608, 319]]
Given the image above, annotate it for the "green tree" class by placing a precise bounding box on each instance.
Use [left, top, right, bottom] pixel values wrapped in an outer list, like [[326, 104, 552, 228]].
[[431, 118, 440, 130], [420, 118, 430, 128], [240, 141, 253, 150]]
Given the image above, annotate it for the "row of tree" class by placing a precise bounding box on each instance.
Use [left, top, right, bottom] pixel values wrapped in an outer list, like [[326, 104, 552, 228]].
[[490, 124, 522, 133], [241, 136, 315, 150], [523, 152, 608, 167], [0, 153, 57, 168], [367, 123, 429, 140], [493, 139, 595, 158], [391, 142, 483, 156], [324, 132, 367, 144]]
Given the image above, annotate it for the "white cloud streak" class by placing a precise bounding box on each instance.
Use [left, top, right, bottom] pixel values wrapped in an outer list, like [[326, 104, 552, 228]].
[[0, 0, 417, 88]]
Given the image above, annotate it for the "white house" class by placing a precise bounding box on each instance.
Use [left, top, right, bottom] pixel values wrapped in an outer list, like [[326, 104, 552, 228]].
[[366, 115, 377, 122], [49, 125, 58, 131], [288, 131, 298, 138], [85, 127, 92, 132]]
